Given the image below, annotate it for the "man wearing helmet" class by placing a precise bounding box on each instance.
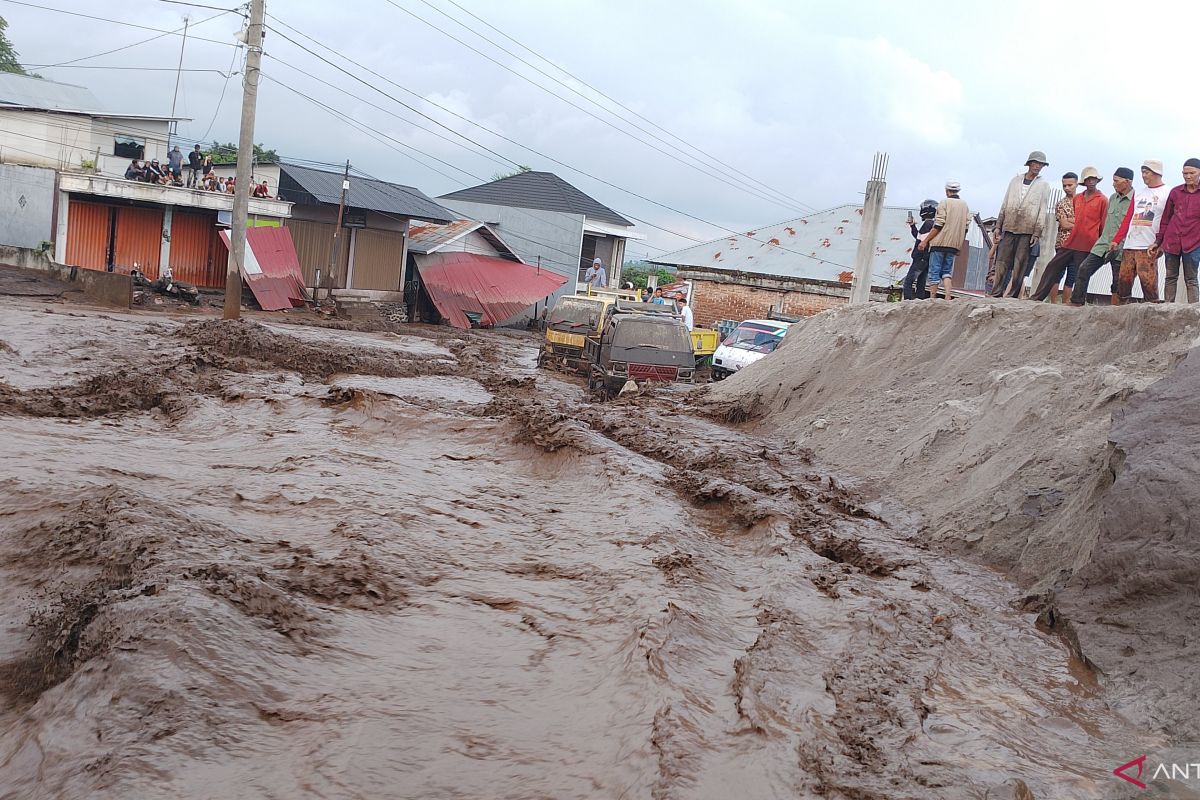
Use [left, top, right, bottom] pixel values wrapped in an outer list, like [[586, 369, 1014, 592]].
[[902, 199, 938, 299]]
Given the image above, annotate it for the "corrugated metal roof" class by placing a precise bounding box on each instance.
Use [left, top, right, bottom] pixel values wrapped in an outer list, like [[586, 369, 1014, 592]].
[[0, 72, 184, 119], [438, 171, 633, 228], [406, 219, 521, 261], [650, 204, 985, 288], [418, 252, 568, 329], [220, 227, 308, 311], [278, 163, 455, 223]]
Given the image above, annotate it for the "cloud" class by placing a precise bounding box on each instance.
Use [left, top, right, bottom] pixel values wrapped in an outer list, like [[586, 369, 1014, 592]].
[[833, 36, 964, 148]]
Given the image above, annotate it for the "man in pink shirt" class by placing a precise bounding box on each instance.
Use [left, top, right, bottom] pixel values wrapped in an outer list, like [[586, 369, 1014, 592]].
[[1156, 157, 1200, 303]]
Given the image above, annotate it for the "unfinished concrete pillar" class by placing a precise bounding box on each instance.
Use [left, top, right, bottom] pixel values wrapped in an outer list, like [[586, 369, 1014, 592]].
[[850, 153, 888, 305]]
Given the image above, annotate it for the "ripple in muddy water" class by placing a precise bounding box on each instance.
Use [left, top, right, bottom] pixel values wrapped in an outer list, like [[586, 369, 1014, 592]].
[[332, 374, 493, 405]]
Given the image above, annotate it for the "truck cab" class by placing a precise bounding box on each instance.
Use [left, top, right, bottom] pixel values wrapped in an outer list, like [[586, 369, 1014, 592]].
[[585, 310, 696, 396]]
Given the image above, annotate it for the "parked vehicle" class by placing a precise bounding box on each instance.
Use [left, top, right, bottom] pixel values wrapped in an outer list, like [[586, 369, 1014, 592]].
[[538, 288, 647, 372], [585, 310, 696, 396], [711, 319, 792, 380]]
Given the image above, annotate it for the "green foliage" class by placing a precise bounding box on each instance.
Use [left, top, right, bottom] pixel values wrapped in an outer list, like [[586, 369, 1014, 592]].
[[490, 165, 531, 181], [0, 16, 34, 76], [204, 141, 280, 165], [621, 263, 675, 290], [79, 158, 96, 172]]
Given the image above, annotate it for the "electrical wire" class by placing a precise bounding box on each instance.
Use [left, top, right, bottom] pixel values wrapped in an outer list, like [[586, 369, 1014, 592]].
[[401, 0, 814, 214], [436, 0, 816, 213], [0, 0, 237, 47], [200, 42, 243, 141], [20, 7, 234, 68], [263, 14, 846, 266]]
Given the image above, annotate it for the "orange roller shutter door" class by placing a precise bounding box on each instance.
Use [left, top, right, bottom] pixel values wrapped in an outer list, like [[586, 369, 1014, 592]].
[[113, 206, 164, 279], [171, 212, 221, 287], [64, 200, 112, 270]]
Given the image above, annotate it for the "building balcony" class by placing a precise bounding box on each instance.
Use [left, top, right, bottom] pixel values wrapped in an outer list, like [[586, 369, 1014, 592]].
[[58, 172, 293, 218]]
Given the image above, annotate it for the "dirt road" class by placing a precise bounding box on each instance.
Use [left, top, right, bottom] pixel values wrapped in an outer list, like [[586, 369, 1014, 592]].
[[0, 299, 1174, 799]]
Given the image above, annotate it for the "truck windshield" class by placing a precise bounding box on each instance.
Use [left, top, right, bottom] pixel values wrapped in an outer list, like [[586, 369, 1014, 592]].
[[612, 321, 691, 351], [725, 324, 785, 353], [548, 297, 603, 331]]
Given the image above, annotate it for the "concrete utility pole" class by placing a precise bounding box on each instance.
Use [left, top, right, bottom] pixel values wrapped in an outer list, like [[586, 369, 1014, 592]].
[[223, 0, 265, 321], [850, 152, 888, 305]]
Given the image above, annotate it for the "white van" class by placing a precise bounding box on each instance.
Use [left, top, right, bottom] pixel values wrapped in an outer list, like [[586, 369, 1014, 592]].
[[711, 319, 792, 380]]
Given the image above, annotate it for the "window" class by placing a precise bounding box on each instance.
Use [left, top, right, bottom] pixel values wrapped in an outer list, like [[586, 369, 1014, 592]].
[[114, 135, 145, 159]]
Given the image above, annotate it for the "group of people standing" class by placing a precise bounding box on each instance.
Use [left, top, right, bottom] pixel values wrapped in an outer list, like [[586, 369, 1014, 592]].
[[123, 144, 275, 198], [901, 150, 1200, 305]]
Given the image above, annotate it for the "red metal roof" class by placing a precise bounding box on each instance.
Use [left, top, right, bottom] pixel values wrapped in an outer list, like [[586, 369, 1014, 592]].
[[418, 251, 567, 329], [219, 227, 309, 311]]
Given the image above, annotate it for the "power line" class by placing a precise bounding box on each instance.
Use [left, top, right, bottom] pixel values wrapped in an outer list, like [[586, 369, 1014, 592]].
[[201, 42, 243, 141], [437, 0, 816, 213], [264, 13, 845, 266], [380, 0, 809, 215], [262, 53, 515, 173], [157, 0, 242, 11], [413, 0, 815, 214], [0, 0, 237, 47], [21, 65, 234, 73], [20, 6, 234, 68]]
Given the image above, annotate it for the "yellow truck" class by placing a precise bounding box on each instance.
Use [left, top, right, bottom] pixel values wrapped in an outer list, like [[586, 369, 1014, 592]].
[[539, 291, 719, 375]]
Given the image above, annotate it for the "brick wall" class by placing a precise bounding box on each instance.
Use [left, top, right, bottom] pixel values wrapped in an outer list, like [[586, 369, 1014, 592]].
[[690, 278, 847, 328]]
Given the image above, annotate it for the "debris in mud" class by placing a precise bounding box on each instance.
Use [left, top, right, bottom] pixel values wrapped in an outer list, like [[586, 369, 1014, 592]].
[[652, 550, 695, 583], [179, 319, 461, 381], [806, 532, 913, 578]]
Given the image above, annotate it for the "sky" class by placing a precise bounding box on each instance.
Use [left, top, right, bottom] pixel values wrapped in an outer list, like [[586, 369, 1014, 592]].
[[4, 0, 1200, 261]]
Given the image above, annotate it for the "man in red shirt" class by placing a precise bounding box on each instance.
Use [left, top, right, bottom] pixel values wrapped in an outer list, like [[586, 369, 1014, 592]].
[[1032, 166, 1108, 302], [1156, 157, 1200, 303]]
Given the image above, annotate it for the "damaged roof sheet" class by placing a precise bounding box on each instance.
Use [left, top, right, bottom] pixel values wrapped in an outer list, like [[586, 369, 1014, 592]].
[[651, 204, 983, 288], [418, 252, 567, 329]]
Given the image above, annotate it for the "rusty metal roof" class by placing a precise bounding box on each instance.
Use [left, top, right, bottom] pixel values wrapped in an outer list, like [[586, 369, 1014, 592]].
[[418, 252, 568, 329], [438, 171, 633, 228], [220, 227, 308, 311], [651, 204, 984, 288]]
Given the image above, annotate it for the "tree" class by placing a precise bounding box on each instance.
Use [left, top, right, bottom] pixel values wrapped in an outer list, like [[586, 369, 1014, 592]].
[[205, 141, 280, 165], [0, 16, 36, 76], [621, 263, 675, 290]]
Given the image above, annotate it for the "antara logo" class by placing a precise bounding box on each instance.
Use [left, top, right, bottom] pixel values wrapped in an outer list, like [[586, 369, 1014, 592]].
[[1114, 755, 1200, 789]]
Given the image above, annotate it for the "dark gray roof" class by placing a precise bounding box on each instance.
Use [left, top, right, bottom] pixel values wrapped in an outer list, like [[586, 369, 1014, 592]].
[[438, 171, 632, 227], [278, 163, 455, 223]]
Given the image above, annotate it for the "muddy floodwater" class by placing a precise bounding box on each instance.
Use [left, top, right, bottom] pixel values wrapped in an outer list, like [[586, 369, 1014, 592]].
[[0, 301, 1168, 799]]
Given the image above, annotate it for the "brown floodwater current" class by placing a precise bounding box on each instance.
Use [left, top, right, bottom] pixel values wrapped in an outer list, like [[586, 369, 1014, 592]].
[[0, 301, 1178, 799]]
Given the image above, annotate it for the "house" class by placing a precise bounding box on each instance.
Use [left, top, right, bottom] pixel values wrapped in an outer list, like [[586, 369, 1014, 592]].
[[438, 171, 645, 320], [403, 218, 566, 328], [0, 72, 293, 289], [271, 162, 456, 298], [650, 204, 987, 327]]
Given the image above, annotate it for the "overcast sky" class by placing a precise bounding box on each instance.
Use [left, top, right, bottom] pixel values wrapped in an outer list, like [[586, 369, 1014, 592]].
[[5, 0, 1200, 260]]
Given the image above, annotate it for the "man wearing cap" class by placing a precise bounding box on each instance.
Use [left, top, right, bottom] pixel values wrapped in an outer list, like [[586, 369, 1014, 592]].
[[1071, 167, 1136, 306], [991, 151, 1052, 297], [1032, 168, 1108, 303], [917, 181, 970, 300], [1155, 158, 1200, 303], [1110, 160, 1169, 303], [583, 257, 608, 289]]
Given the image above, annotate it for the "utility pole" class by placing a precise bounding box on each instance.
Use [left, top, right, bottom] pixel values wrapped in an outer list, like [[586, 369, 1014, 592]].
[[325, 160, 350, 301], [850, 152, 888, 305], [166, 16, 189, 155], [223, 0, 264, 320]]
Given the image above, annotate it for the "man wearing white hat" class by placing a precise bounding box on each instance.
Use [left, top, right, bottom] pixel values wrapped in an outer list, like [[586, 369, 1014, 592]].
[[1110, 160, 1169, 303], [991, 150, 1052, 297], [917, 181, 970, 300], [1031, 167, 1108, 302], [583, 257, 608, 289]]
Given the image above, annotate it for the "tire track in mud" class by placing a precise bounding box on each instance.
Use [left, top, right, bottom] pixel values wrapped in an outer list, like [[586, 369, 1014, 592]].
[[480, 379, 1157, 798]]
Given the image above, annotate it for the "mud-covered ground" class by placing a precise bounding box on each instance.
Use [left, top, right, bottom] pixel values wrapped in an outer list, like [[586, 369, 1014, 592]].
[[0, 299, 1184, 799]]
